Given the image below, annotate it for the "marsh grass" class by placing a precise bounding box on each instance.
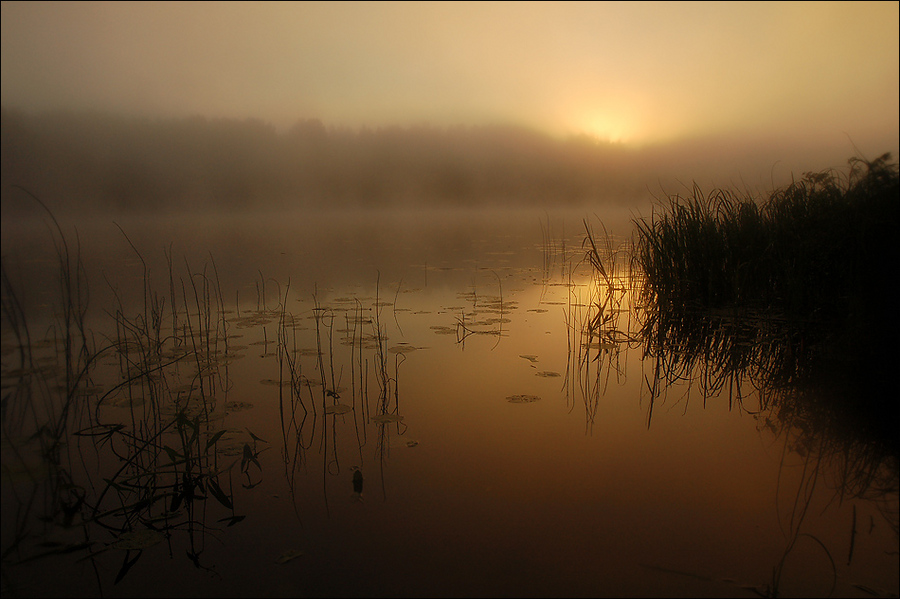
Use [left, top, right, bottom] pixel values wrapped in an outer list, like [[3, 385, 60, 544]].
[[270, 270, 413, 514], [561, 219, 637, 433], [608, 154, 900, 596], [625, 152, 899, 466], [454, 269, 511, 346], [1, 193, 265, 594], [634, 154, 897, 407]]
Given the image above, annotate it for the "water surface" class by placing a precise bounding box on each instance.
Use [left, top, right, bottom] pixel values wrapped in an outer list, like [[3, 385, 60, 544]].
[[1, 207, 896, 598]]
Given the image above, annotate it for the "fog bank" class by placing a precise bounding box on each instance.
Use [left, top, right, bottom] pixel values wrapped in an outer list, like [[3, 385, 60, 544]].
[[2, 108, 894, 217]]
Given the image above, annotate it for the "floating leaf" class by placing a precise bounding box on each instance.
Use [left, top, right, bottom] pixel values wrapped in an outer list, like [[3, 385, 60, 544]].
[[388, 345, 418, 354], [390, 438, 420, 448], [276, 549, 304, 564], [144, 511, 182, 524], [296, 348, 323, 356], [108, 395, 147, 408], [218, 444, 244, 457], [371, 414, 404, 424], [74, 423, 124, 437], [535, 371, 561, 378], [259, 378, 291, 387], [430, 326, 457, 335], [113, 529, 165, 551], [325, 403, 353, 415], [519, 354, 539, 363], [506, 394, 541, 403], [583, 341, 617, 351]]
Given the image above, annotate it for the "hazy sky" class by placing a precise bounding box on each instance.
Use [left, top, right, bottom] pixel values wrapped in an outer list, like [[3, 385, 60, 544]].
[[2, 1, 898, 149]]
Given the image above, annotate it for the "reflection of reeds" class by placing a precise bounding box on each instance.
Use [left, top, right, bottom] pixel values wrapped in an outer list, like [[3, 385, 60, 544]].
[[371, 274, 407, 485], [455, 270, 509, 347], [1, 196, 259, 593], [634, 155, 897, 407], [565, 219, 636, 433], [277, 279, 315, 508], [617, 155, 899, 596], [270, 273, 411, 511], [633, 155, 899, 449]]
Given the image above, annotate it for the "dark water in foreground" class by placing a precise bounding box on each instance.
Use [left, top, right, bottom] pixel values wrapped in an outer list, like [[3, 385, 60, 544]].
[[1, 207, 897, 597]]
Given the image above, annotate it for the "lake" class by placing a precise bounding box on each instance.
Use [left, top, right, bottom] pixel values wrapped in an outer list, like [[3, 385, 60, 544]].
[[1, 205, 897, 598]]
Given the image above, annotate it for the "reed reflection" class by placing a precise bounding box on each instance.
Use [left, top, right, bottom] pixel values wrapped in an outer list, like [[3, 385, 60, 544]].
[[274, 276, 413, 517], [605, 154, 899, 595], [1, 199, 264, 590], [562, 220, 638, 433]]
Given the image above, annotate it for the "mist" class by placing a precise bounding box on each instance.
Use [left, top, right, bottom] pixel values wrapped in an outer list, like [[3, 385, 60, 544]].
[[3, 107, 893, 218], [3, 2, 896, 217], [2, 4, 898, 596]]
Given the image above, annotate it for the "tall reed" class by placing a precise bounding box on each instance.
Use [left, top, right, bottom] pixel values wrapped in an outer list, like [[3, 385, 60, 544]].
[[625, 153, 899, 511], [634, 154, 898, 415], [1, 195, 259, 593]]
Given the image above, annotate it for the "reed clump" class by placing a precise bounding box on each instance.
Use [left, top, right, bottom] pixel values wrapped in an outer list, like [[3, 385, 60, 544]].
[[0, 193, 261, 593], [633, 153, 899, 451], [637, 153, 897, 322]]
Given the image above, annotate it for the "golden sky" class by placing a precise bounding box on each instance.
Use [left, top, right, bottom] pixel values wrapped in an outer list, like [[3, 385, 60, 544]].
[[2, 1, 898, 148]]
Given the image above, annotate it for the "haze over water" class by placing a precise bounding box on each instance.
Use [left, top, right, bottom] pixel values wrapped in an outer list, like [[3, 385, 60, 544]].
[[2, 1, 898, 214], [1, 2, 898, 598]]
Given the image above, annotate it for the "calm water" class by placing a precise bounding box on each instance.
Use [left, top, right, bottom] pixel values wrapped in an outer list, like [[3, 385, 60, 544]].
[[1, 207, 897, 598]]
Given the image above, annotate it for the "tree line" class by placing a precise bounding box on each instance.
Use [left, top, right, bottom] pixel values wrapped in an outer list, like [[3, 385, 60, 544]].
[[1, 108, 652, 214], [2, 107, 866, 215]]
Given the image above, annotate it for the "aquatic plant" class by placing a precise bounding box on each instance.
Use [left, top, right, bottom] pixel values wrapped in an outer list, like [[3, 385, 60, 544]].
[[0, 192, 266, 594], [619, 155, 900, 594], [579, 154, 900, 597], [633, 154, 899, 432], [565, 219, 637, 433]]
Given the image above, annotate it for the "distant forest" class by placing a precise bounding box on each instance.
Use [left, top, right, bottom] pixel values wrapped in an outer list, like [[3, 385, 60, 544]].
[[0, 108, 858, 215], [1, 108, 651, 213]]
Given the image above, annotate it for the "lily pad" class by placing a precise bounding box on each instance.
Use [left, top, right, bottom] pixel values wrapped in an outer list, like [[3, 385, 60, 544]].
[[114, 529, 165, 550], [506, 394, 541, 404], [276, 549, 304, 564], [430, 326, 457, 335], [371, 414, 404, 424], [583, 341, 617, 351], [388, 345, 418, 354], [325, 403, 353, 415], [259, 379, 292, 387], [108, 395, 147, 408]]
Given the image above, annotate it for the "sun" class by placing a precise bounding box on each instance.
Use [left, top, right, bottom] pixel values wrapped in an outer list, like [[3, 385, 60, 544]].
[[585, 117, 631, 144], [562, 111, 638, 145]]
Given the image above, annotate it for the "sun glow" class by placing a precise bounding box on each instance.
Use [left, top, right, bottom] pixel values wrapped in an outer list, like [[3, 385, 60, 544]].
[[558, 110, 640, 145], [554, 96, 647, 145], [580, 114, 634, 144]]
